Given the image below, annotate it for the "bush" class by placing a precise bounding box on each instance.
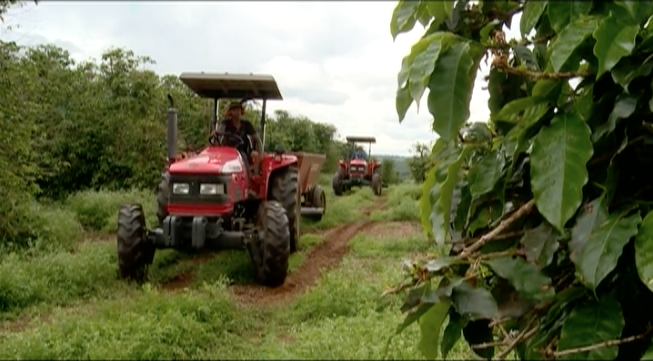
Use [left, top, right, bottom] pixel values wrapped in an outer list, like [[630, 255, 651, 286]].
[[65, 189, 157, 232], [390, 1, 653, 360]]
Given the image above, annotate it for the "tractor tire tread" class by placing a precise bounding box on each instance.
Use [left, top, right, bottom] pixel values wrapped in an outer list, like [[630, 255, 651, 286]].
[[251, 201, 290, 287], [117, 204, 155, 282], [269, 165, 299, 253]]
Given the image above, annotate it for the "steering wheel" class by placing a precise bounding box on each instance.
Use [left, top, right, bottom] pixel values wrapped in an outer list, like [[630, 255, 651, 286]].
[[210, 131, 245, 148]]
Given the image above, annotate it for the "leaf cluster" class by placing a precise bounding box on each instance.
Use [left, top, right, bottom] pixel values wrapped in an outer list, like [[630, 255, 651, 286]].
[[390, 1, 653, 359]]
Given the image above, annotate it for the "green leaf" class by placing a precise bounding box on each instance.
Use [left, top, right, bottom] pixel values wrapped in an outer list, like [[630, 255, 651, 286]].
[[425, 1, 454, 28], [494, 96, 547, 123], [635, 210, 653, 293], [570, 196, 609, 263], [548, 16, 597, 72], [435, 146, 473, 246], [575, 211, 641, 290], [390, 0, 420, 40], [613, 1, 639, 23], [520, 0, 548, 37], [441, 311, 465, 359], [532, 79, 562, 100], [451, 280, 499, 320], [485, 257, 555, 302], [557, 296, 625, 360], [531, 113, 594, 231], [574, 86, 594, 121], [611, 54, 653, 91], [408, 33, 451, 109], [427, 41, 480, 141], [418, 300, 451, 359], [396, 85, 413, 123], [425, 256, 464, 274], [468, 150, 504, 198], [504, 103, 551, 154], [591, 93, 637, 142], [521, 222, 560, 269], [547, 1, 593, 34], [592, 13, 639, 79], [480, 19, 502, 42], [642, 343, 653, 360], [397, 288, 440, 334], [419, 140, 460, 241], [512, 44, 540, 70]]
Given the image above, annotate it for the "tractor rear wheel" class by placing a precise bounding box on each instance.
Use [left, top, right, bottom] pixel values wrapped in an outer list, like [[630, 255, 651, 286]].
[[247, 201, 290, 287], [305, 184, 326, 221], [117, 204, 155, 282], [372, 172, 382, 196], [269, 165, 300, 254], [332, 168, 344, 196], [156, 172, 170, 227]]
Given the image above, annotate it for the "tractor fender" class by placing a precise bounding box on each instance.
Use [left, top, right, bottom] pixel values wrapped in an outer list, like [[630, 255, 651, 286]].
[[261, 154, 299, 195]]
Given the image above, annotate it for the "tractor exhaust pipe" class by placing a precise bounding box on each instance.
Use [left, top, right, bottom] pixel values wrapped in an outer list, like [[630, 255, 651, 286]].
[[167, 94, 178, 162]]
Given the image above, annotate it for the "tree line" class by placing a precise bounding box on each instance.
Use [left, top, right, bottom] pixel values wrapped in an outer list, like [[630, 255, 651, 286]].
[[0, 40, 349, 245]]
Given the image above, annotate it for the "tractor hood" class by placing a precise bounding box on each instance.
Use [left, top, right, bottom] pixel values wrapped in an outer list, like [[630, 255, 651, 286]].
[[168, 147, 245, 174], [350, 158, 368, 166]]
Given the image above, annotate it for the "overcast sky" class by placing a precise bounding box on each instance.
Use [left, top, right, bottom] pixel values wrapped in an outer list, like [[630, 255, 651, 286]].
[[2, 1, 521, 156]]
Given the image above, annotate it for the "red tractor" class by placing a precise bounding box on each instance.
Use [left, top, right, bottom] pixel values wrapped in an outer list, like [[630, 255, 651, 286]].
[[116, 73, 327, 287], [332, 136, 382, 196]]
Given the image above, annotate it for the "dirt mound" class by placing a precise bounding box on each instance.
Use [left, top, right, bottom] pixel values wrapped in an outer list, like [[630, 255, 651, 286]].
[[230, 219, 376, 305]]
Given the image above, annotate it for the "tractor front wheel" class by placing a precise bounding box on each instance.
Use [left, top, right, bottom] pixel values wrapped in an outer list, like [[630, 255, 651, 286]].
[[247, 201, 290, 287], [306, 184, 326, 221], [268, 165, 300, 254], [117, 204, 155, 282], [332, 169, 344, 196], [372, 172, 382, 196]]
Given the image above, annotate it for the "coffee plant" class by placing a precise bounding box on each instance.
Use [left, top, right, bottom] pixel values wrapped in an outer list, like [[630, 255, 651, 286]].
[[389, 0, 653, 359]]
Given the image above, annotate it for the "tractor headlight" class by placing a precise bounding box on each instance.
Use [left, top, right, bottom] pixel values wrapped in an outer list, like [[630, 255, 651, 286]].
[[172, 183, 190, 195], [222, 159, 243, 173], [200, 183, 225, 195]]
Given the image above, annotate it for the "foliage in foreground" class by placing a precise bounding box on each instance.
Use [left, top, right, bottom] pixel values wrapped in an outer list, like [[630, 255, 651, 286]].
[[390, 0, 653, 359]]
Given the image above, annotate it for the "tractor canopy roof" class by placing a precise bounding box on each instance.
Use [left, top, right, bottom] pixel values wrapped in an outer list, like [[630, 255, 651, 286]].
[[179, 72, 283, 100], [345, 136, 376, 144]]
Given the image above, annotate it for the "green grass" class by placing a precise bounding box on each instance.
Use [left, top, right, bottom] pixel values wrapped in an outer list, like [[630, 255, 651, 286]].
[[370, 182, 421, 223], [0, 181, 484, 360], [0, 206, 477, 360]]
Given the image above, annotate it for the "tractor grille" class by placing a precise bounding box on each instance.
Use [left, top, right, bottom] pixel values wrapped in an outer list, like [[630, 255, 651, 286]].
[[169, 174, 231, 205], [351, 166, 366, 173]]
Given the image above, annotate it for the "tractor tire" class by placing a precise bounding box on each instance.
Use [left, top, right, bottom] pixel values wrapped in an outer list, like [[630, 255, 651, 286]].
[[332, 169, 344, 196], [156, 172, 170, 227], [117, 204, 155, 282], [372, 172, 382, 196], [247, 201, 290, 287], [268, 165, 300, 254], [305, 184, 326, 221]]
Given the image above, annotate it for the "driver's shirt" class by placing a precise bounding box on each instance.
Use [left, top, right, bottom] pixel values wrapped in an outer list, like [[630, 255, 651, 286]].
[[218, 119, 257, 153]]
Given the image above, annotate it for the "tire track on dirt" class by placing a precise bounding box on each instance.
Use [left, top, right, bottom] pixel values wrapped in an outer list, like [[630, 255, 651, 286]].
[[229, 196, 386, 306]]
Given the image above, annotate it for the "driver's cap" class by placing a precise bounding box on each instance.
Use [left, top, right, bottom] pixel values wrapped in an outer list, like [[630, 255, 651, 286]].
[[228, 100, 243, 110]]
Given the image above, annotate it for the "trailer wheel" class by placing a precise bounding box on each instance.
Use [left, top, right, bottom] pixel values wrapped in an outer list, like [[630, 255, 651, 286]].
[[117, 204, 155, 282], [248, 201, 290, 287], [268, 165, 300, 254], [306, 184, 326, 221], [332, 168, 344, 196], [156, 172, 170, 227], [372, 172, 382, 196]]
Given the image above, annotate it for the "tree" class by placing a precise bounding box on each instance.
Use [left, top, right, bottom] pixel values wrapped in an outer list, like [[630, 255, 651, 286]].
[[407, 141, 432, 182], [390, 1, 653, 359]]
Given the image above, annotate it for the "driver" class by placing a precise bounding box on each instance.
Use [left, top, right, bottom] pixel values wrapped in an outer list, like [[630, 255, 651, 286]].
[[215, 101, 263, 166]]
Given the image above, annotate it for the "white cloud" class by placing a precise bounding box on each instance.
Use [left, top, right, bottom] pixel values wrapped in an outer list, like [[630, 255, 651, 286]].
[[1, 1, 523, 156]]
